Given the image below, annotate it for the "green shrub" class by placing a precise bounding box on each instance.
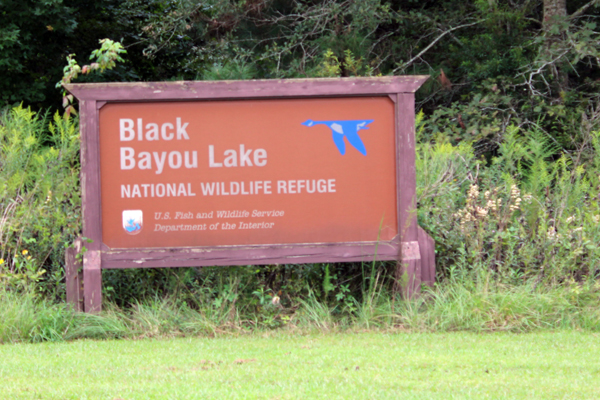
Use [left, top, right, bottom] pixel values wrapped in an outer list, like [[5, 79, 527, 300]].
[[417, 116, 600, 285], [0, 105, 80, 299]]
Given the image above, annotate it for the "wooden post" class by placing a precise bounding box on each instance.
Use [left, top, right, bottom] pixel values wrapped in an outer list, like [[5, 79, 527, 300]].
[[83, 250, 102, 313], [395, 92, 421, 299], [65, 238, 83, 311], [80, 99, 103, 313], [418, 226, 436, 287]]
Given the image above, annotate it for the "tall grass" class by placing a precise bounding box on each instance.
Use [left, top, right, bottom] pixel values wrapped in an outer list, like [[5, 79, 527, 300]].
[[0, 105, 80, 298], [0, 289, 74, 343], [3, 274, 600, 344], [401, 278, 600, 332]]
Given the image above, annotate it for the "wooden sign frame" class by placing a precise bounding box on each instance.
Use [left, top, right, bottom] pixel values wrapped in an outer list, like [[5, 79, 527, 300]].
[[65, 76, 434, 313]]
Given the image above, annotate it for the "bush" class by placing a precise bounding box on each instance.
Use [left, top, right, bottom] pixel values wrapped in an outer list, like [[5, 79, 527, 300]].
[[0, 105, 80, 299], [417, 113, 600, 285]]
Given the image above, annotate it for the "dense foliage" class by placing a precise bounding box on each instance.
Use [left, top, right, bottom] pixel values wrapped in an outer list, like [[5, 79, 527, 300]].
[[2, 1, 599, 115], [0, 107, 80, 298]]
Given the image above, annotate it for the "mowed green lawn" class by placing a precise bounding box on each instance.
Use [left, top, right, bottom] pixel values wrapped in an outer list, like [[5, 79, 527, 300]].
[[1, 331, 599, 399]]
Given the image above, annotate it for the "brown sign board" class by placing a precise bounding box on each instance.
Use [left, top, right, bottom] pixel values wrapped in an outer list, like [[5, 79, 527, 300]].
[[64, 77, 434, 313]]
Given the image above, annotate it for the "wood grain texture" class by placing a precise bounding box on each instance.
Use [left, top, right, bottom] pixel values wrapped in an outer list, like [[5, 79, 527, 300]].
[[418, 226, 436, 287], [80, 100, 103, 252], [83, 250, 102, 313], [395, 93, 421, 298], [80, 100, 104, 313], [64, 240, 83, 312], [65, 76, 429, 101], [100, 238, 401, 269]]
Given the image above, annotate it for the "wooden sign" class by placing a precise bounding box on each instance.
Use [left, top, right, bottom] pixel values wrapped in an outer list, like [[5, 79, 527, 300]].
[[65, 77, 434, 313]]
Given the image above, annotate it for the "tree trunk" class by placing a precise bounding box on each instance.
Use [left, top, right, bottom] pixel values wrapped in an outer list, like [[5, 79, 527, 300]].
[[543, 0, 569, 92], [543, 0, 567, 31]]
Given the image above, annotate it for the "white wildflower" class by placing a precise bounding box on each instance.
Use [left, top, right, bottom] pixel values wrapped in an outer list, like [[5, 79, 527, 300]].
[[546, 226, 562, 241]]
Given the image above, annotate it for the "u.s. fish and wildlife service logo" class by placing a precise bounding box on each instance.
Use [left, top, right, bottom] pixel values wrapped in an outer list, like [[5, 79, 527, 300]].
[[123, 210, 143, 235]]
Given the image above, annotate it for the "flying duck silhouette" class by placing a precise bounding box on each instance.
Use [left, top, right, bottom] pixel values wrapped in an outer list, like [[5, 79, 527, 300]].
[[301, 119, 374, 156]]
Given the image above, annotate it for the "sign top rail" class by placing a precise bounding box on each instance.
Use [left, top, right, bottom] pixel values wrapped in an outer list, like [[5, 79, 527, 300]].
[[65, 76, 429, 101]]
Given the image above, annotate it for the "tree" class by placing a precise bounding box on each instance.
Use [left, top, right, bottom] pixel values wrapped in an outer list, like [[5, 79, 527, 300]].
[[543, 0, 567, 30], [2, 0, 599, 130], [0, 0, 137, 110], [0, 0, 77, 106]]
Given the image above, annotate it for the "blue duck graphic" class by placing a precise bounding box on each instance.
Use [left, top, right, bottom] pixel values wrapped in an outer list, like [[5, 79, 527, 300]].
[[301, 119, 374, 156], [125, 218, 141, 233]]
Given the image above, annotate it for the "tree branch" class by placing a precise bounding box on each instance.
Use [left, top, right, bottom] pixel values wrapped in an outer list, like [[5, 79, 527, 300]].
[[393, 20, 484, 73], [570, 0, 600, 20]]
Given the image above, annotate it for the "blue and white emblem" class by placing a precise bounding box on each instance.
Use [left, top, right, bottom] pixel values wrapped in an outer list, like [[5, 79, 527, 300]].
[[122, 210, 143, 235], [301, 119, 374, 156]]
